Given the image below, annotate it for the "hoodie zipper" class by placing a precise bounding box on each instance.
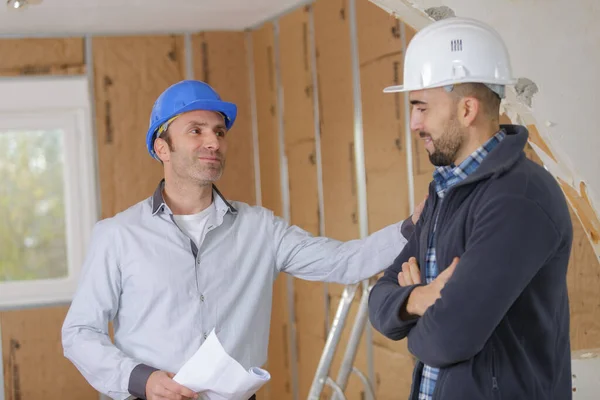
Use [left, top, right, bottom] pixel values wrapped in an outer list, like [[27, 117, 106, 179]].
[[491, 345, 499, 393]]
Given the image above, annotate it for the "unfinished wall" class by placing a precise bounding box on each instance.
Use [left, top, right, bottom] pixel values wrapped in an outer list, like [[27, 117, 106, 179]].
[[93, 35, 186, 218], [192, 32, 256, 205], [252, 22, 293, 400], [0, 37, 97, 400], [260, 0, 600, 398]]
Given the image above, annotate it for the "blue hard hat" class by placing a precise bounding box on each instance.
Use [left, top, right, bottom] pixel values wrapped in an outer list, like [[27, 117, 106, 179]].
[[146, 80, 237, 159]]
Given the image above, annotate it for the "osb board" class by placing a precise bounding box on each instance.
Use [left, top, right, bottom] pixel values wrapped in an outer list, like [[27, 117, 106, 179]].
[[93, 35, 186, 218], [314, 0, 360, 299], [252, 23, 292, 400], [253, 23, 282, 217], [0, 38, 85, 76], [358, 0, 410, 233], [296, 332, 326, 400], [192, 32, 256, 205], [404, 24, 434, 203], [1, 306, 97, 399]]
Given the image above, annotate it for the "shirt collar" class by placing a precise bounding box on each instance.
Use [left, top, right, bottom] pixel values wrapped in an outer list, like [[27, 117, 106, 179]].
[[151, 179, 238, 216], [433, 130, 506, 194]]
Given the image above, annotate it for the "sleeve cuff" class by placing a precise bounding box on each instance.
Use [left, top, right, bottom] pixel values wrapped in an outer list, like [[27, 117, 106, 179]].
[[401, 217, 415, 239], [128, 364, 159, 399]]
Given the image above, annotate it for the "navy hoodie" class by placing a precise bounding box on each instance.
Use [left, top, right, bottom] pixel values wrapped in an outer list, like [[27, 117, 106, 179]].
[[368, 125, 573, 400]]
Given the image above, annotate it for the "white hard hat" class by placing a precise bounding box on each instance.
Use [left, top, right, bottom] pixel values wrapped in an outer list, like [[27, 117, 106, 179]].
[[384, 17, 517, 96]]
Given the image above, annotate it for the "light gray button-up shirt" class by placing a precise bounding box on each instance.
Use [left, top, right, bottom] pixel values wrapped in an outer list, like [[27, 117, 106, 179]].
[[62, 181, 414, 400]]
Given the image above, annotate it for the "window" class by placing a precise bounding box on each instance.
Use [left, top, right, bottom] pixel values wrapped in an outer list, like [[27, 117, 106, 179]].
[[0, 77, 98, 307]]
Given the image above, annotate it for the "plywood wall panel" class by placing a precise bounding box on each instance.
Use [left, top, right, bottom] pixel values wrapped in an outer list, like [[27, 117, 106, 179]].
[[252, 23, 292, 400], [358, 0, 410, 233], [1, 306, 97, 399], [0, 38, 85, 76], [192, 32, 255, 205], [93, 35, 186, 218]]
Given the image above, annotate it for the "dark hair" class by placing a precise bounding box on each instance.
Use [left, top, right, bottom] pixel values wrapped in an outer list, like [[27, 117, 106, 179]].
[[451, 83, 501, 119]]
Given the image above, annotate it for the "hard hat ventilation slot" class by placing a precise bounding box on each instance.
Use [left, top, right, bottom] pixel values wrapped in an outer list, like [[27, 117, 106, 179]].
[[451, 39, 463, 52]]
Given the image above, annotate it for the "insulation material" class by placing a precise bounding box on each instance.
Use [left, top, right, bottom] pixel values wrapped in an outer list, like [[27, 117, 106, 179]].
[[295, 332, 326, 400], [404, 24, 435, 203], [279, 6, 326, 341], [314, 0, 360, 298], [524, 146, 600, 351], [0, 37, 95, 400], [192, 32, 256, 205], [1, 306, 98, 399], [253, 23, 283, 217], [357, 0, 410, 232], [0, 38, 85, 76], [93, 35, 186, 218], [322, 293, 370, 400], [372, 343, 416, 399], [252, 23, 291, 400]]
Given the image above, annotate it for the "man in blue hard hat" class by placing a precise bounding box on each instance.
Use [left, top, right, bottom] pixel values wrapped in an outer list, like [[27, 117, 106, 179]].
[[62, 79, 426, 400]]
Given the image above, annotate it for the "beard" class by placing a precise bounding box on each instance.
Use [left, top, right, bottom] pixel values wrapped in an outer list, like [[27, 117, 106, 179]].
[[421, 113, 466, 167], [171, 148, 226, 185]]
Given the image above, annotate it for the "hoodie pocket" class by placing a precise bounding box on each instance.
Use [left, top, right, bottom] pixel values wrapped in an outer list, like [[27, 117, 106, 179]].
[[491, 344, 500, 397]]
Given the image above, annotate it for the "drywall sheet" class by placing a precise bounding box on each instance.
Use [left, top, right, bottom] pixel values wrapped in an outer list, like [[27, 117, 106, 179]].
[[252, 23, 291, 400], [93, 35, 185, 218], [0, 38, 85, 76], [1, 306, 97, 399], [357, 0, 410, 232], [314, 0, 360, 301], [192, 32, 256, 205], [279, 6, 326, 343]]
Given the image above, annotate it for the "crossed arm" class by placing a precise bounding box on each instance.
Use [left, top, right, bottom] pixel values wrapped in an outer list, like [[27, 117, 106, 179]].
[[368, 195, 562, 368]]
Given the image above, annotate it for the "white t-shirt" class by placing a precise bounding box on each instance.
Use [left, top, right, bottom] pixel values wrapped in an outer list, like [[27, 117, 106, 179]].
[[172, 202, 215, 249]]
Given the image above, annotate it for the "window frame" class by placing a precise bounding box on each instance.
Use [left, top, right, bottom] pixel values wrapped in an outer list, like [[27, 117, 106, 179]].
[[0, 76, 98, 308]]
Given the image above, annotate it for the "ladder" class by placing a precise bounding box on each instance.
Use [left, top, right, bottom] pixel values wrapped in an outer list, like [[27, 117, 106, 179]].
[[307, 280, 376, 400]]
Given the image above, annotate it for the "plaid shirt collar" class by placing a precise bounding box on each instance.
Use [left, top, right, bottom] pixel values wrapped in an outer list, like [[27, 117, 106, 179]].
[[433, 130, 506, 198]]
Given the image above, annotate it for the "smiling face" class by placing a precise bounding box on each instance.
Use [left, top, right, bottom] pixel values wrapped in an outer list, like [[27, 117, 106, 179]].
[[409, 87, 467, 167], [153, 109, 228, 185]]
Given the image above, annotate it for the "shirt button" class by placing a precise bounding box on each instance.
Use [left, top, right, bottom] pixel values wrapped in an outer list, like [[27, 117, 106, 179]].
[[200, 294, 205, 302], [196, 259, 200, 265], [203, 332, 208, 339]]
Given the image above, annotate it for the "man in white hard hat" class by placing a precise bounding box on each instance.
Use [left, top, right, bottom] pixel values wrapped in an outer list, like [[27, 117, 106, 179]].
[[368, 17, 573, 400], [61, 80, 426, 400]]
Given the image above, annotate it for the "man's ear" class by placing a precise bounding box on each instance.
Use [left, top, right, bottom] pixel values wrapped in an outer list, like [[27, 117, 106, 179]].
[[458, 96, 480, 127], [154, 137, 170, 163]]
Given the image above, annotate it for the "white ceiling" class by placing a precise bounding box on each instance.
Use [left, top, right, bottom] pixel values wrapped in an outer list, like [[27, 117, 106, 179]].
[[0, 0, 309, 36]]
